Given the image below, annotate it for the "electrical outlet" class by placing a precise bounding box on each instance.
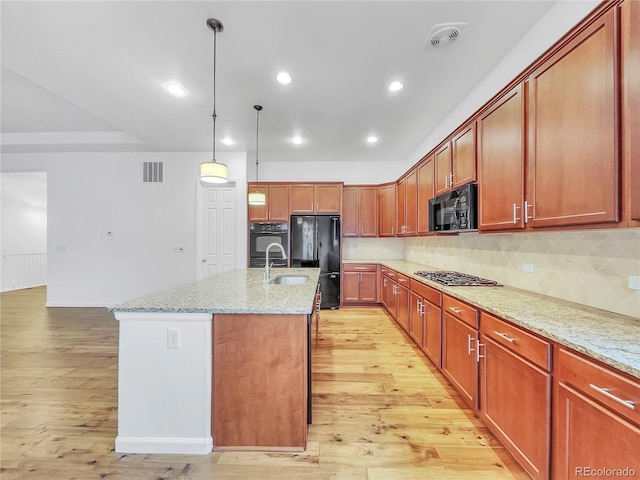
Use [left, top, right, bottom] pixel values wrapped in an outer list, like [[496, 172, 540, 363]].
[[628, 275, 640, 291], [521, 263, 535, 274], [167, 328, 180, 349]]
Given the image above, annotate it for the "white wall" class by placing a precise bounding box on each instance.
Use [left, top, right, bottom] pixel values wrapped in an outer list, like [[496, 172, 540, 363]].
[[1, 151, 247, 307]]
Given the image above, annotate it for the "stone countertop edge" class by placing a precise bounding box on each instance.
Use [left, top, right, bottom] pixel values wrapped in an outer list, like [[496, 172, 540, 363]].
[[344, 259, 640, 379], [109, 268, 321, 316]]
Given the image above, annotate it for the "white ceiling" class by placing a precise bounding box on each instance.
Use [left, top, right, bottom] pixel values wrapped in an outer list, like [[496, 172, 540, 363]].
[[1, 1, 558, 164]]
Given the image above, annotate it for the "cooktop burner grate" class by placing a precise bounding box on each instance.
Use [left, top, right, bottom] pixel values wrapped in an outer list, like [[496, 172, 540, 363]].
[[414, 271, 502, 287]]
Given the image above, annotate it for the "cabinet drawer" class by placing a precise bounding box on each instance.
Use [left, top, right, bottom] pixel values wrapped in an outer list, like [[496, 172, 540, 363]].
[[557, 348, 640, 425], [443, 295, 478, 328], [382, 268, 396, 279], [343, 263, 377, 272], [395, 272, 410, 287], [410, 279, 442, 307], [480, 312, 551, 371]]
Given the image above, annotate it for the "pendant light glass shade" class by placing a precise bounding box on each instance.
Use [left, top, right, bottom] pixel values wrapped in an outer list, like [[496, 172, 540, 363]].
[[200, 18, 228, 184], [248, 191, 266, 205], [200, 161, 229, 184], [248, 104, 266, 205]]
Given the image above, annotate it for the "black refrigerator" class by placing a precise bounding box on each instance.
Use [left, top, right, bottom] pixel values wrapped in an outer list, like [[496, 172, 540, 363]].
[[290, 215, 340, 309]]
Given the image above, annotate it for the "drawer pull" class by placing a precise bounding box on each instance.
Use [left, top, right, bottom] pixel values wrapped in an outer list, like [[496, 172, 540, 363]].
[[494, 331, 516, 343], [449, 307, 463, 314], [589, 384, 635, 410], [353, 267, 367, 271]]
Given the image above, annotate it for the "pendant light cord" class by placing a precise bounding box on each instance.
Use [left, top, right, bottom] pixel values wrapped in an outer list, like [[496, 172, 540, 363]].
[[255, 107, 260, 182], [212, 27, 217, 162]]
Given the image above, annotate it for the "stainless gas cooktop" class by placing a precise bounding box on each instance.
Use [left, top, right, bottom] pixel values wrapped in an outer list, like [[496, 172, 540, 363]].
[[415, 271, 502, 287]]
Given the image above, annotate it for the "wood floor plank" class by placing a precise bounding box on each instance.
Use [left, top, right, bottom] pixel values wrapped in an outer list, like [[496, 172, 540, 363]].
[[1, 287, 530, 479]]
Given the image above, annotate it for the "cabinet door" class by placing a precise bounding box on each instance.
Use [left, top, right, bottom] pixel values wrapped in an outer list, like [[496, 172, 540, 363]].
[[315, 184, 342, 213], [396, 177, 406, 236], [409, 292, 424, 347], [381, 276, 390, 310], [622, 0, 640, 222], [359, 272, 378, 303], [553, 382, 640, 479], [481, 335, 551, 480], [268, 185, 290, 221], [342, 271, 361, 303], [528, 9, 618, 227], [378, 184, 396, 236], [442, 313, 478, 410], [289, 184, 315, 213], [478, 84, 526, 231], [342, 187, 359, 237], [360, 187, 378, 237], [417, 156, 435, 235], [434, 143, 452, 195], [395, 282, 410, 333], [452, 123, 476, 188], [423, 302, 442, 368], [386, 279, 397, 318], [404, 169, 417, 236], [248, 184, 269, 221]]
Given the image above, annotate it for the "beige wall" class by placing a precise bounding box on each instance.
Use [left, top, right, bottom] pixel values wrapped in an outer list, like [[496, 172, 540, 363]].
[[344, 229, 640, 319]]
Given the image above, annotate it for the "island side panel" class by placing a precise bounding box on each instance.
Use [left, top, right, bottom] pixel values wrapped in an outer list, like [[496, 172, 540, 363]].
[[213, 313, 308, 450]]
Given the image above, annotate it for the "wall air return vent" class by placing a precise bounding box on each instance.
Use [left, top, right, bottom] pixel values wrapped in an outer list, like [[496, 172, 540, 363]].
[[143, 161, 164, 183], [425, 22, 467, 49]]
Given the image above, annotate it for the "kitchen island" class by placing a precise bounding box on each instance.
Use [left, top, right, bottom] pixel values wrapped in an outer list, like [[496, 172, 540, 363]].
[[110, 268, 321, 455]]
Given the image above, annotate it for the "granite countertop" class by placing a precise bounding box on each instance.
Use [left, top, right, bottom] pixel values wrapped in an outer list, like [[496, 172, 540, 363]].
[[110, 268, 321, 315], [344, 259, 640, 379]]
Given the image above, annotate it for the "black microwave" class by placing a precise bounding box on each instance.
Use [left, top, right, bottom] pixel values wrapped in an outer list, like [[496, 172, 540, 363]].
[[429, 183, 478, 232]]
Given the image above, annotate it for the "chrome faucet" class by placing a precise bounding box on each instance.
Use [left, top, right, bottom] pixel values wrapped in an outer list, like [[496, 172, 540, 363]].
[[264, 243, 287, 281]]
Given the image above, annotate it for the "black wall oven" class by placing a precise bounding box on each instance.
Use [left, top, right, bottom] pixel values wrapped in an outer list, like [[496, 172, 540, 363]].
[[248, 222, 288, 268], [429, 183, 478, 232]]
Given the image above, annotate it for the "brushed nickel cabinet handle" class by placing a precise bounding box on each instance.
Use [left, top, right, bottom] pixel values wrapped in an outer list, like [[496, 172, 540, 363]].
[[494, 331, 516, 343], [467, 334, 475, 355], [448, 307, 463, 314], [589, 384, 635, 410]]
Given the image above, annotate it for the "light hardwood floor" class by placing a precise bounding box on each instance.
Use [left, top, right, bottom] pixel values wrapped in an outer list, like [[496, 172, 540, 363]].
[[1, 287, 529, 479]]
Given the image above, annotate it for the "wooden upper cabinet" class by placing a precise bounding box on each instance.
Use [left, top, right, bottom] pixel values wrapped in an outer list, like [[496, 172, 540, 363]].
[[478, 83, 526, 232], [452, 123, 477, 189], [247, 183, 289, 222], [417, 155, 435, 235], [434, 143, 452, 195], [290, 183, 342, 214], [342, 186, 378, 237], [434, 124, 477, 196], [396, 169, 417, 236], [527, 8, 619, 228], [622, 0, 640, 223], [396, 177, 406, 236], [342, 187, 359, 237], [378, 183, 396, 236], [404, 169, 417, 236]]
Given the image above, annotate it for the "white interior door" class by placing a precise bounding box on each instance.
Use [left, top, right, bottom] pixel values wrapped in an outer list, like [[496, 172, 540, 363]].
[[197, 184, 236, 279]]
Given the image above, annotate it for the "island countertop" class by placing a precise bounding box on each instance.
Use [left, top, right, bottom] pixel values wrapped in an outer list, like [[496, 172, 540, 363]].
[[109, 268, 321, 315]]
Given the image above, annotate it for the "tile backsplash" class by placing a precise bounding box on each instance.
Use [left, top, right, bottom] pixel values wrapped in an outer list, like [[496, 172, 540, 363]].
[[344, 229, 640, 318]]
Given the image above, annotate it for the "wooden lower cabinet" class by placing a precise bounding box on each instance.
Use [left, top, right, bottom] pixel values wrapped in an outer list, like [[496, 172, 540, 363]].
[[479, 330, 552, 479], [553, 348, 640, 479], [409, 280, 442, 368], [395, 280, 409, 333], [441, 297, 479, 411], [342, 264, 377, 305]]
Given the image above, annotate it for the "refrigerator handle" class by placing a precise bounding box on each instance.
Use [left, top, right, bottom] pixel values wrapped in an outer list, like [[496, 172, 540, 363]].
[[315, 220, 319, 262]]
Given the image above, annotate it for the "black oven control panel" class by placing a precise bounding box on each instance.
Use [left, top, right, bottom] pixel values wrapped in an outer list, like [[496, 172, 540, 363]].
[[250, 222, 288, 233]]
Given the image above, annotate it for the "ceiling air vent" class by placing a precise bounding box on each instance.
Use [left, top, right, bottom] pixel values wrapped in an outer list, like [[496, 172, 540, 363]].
[[425, 22, 467, 49], [143, 161, 164, 183]]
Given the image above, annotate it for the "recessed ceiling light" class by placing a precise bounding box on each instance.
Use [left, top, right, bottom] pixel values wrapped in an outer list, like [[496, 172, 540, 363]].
[[164, 83, 187, 97], [290, 135, 305, 145], [388, 81, 403, 92], [277, 71, 292, 85], [221, 136, 235, 146], [366, 135, 379, 144]]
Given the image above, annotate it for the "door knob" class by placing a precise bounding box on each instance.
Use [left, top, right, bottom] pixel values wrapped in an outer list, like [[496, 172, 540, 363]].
[[201, 258, 207, 263]]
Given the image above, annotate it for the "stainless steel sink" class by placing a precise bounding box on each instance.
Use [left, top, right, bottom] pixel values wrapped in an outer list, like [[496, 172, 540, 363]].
[[267, 275, 309, 285]]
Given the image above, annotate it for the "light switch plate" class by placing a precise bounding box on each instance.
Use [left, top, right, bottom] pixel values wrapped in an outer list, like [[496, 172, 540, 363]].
[[628, 275, 640, 291]]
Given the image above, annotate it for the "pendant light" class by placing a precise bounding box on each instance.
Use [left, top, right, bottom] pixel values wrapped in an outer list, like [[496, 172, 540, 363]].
[[248, 105, 267, 206], [200, 18, 229, 184]]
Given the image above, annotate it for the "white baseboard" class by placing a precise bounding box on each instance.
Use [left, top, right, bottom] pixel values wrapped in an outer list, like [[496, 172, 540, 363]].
[[115, 436, 213, 455]]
